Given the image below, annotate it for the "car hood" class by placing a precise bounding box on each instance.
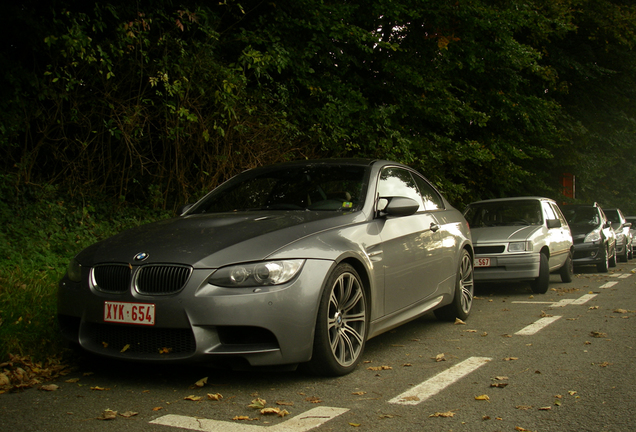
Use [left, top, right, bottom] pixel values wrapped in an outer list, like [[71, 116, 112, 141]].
[[567, 223, 598, 237], [471, 225, 541, 244], [75, 211, 364, 268]]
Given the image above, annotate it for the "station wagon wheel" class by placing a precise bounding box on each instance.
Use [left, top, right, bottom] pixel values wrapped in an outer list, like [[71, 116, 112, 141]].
[[530, 253, 550, 294], [434, 249, 474, 321], [307, 263, 367, 376]]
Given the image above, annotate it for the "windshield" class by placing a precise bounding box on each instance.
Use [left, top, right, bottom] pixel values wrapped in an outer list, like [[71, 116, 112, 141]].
[[561, 207, 600, 226], [464, 200, 543, 227], [189, 164, 368, 213]]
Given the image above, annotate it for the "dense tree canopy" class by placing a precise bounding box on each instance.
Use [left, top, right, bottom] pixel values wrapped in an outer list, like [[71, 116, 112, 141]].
[[2, 0, 636, 211]]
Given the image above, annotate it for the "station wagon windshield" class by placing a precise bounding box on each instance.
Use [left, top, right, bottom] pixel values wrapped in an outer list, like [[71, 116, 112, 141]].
[[464, 200, 543, 227]]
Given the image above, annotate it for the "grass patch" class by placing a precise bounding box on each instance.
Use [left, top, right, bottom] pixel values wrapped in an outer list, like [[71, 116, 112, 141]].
[[0, 177, 171, 362]]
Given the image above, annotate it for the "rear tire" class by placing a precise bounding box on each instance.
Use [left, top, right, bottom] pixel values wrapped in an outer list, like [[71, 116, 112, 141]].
[[434, 249, 474, 321], [530, 253, 550, 294]]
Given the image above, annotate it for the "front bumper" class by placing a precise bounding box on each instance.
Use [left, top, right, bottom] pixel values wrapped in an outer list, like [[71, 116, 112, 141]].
[[473, 252, 540, 282], [571, 241, 604, 265], [58, 259, 335, 367]]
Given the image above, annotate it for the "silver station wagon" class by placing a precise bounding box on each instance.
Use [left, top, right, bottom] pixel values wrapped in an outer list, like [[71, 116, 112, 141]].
[[463, 197, 574, 293], [58, 159, 474, 376]]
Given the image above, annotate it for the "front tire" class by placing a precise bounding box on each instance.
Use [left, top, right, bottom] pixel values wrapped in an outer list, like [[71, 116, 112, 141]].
[[597, 246, 609, 273], [306, 263, 367, 376], [530, 253, 550, 294], [434, 249, 474, 321], [609, 244, 617, 268]]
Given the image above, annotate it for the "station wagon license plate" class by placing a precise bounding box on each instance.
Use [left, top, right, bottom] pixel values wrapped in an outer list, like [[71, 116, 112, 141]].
[[474, 258, 491, 268], [104, 301, 155, 326]]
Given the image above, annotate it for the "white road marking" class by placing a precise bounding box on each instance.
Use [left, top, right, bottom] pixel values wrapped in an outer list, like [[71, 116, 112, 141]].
[[619, 274, 632, 279], [388, 356, 491, 405], [149, 407, 349, 432], [600, 281, 619, 289], [515, 316, 561, 335], [570, 293, 597, 304]]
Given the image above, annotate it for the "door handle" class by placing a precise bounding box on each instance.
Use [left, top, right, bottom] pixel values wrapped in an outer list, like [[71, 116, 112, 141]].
[[430, 222, 440, 232]]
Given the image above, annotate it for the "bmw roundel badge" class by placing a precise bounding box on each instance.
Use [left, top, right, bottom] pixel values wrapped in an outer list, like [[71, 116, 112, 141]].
[[134, 252, 149, 261]]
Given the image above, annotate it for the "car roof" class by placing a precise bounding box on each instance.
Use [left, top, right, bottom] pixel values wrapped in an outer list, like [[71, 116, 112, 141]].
[[468, 196, 556, 205]]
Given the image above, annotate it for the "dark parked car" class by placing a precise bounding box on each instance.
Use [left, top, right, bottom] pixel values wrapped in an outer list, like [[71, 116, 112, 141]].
[[58, 159, 474, 376], [603, 208, 633, 262], [559, 203, 617, 272], [463, 197, 574, 294]]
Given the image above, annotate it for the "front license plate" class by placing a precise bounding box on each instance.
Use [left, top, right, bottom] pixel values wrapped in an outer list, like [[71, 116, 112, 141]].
[[474, 258, 491, 268], [104, 301, 155, 326]]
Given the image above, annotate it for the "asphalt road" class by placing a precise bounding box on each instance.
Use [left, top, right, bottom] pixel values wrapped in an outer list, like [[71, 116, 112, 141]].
[[2, 263, 635, 432]]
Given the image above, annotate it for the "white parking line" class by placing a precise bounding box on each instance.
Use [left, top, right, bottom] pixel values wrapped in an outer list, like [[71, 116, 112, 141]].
[[515, 316, 561, 335], [619, 274, 632, 279], [388, 356, 491, 405], [570, 293, 597, 304], [149, 407, 349, 432], [600, 281, 619, 289]]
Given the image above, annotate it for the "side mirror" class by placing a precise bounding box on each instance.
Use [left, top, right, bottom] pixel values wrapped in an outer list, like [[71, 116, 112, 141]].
[[546, 219, 562, 229], [177, 203, 194, 216], [604, 221, 612, 228], [379, 197, 420, 217]]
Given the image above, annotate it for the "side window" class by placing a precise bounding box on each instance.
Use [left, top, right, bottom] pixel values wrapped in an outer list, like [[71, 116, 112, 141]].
[[413, 174, 445, 211], [378, 167, 425, 211], [544, 202, 558, 222], [551, 203, 568, 226]]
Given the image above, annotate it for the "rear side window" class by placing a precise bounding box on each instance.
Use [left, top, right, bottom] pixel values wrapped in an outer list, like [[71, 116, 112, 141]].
[[413, 175, 445, 211]]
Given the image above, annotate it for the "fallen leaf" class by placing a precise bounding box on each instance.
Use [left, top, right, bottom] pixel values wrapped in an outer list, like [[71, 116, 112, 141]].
[[429, 411, 455, 417], [261, 407, 281, 415], [91, 386, 107, 391], [352, 391, 366, 395], [516, 405, 533, 410], [152, 407, 163, 411], [590, 331, 607, 338], [119, 411, 138, 418], [494, 376, 509, 380], [490, 382, 508, 388], [475, 394, 490, 401], [120, 344, 130, 353], [515, 427, 530, 431], [276, 400, 293, 406], [39, 384, 59, 391], [454, 318, 466, 325], [568, 391, 577, 396], [539, 406, 552, 411], [503, 357, 519, 361], [614, 309, 628, 314], [65, 378, 80, 383], [349, 423, 361, 427], [97, 409, 117, 420], [278, 409, 290, 417], [233, 416, 251, 421], [305, 396, 322, 403], [194, 377, 208, 387], [367, 365, 392, 371], [158, 347, 173, 354], [400, 396, 420, 402], [465, 329, 477, 333], [208, 393, 223, 401], [184, 395, 202, 401], [589, 306, 599, 310], [434, 353, 446, 362], [403, 363, 412, 367], [599, 361, 611, 367], [249, 398, 266, 409], [540, 311, 553, 317]]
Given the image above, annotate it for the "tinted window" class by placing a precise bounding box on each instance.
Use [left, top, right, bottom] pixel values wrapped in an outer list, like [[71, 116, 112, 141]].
[[378, 167, 424, 211], [191, 164, 367, 213], [413, 175, 445, 210], [561, 207, 601, 226]]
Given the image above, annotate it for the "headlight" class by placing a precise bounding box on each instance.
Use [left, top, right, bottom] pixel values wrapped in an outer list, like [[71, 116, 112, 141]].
[[508, 241, 531, 252], [208, 259, 305, 287], [67, 258, 82, 282], [584, 229, 601, 243]]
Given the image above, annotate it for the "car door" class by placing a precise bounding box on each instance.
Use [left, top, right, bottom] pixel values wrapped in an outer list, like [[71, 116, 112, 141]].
[[376, 167, 443, 315], [545, 201, 572, 269]]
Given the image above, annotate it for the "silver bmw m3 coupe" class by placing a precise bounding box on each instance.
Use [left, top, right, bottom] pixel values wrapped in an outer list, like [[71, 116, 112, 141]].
[[58, 159, 474, 376]]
